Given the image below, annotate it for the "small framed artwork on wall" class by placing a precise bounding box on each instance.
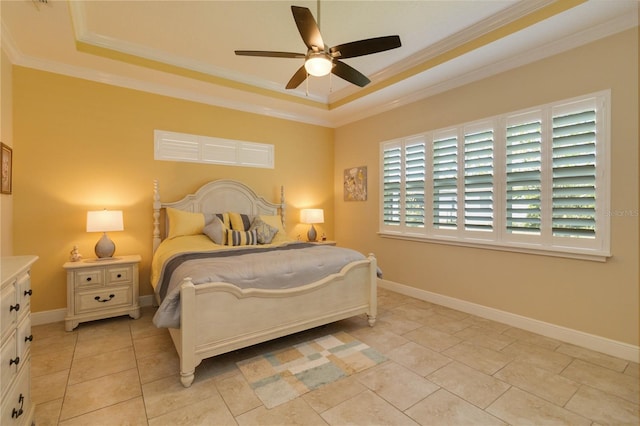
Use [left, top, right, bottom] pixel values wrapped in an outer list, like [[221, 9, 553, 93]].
[[1, 143, 12, 194], [344, 166, 367, 201]]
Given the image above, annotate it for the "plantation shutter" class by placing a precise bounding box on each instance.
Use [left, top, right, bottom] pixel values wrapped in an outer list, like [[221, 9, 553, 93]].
[[506, 117, 542, 235], [464, 128, 494, 232], [405, 141, 426, 228], [552, 108, 597, 238], [432, 134, 458, 229], [382, 142, 402, 226]]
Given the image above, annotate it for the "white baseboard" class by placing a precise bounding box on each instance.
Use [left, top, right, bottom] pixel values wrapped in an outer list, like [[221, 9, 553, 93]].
[[379, 279, 639, 363], [31, 295, 156, 326]]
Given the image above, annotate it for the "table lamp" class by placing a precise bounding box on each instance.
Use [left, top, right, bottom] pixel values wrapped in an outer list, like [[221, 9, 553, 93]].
[[86, 209, 124, 259], [300, 209, 324, 242]]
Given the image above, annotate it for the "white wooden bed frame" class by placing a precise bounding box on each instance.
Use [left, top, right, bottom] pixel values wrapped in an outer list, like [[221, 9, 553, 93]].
[[152, 179, 377, 387]]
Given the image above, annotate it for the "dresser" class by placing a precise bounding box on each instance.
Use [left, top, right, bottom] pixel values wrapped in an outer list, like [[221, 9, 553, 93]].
[[1, 255, 37, 426], [63, 255, 141, 331]]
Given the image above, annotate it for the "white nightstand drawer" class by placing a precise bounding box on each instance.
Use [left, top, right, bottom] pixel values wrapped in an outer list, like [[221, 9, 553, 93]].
[[106, 266, 132, 285], [75, 270, 104, 288], [75, 286, 132, 314]]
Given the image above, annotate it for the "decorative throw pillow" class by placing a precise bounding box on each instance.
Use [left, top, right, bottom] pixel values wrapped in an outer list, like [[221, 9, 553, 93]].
[[249, 217, 279, 244], [202, 216, 226, 245], [258, 215, 289, 244], [166, 208, 205, 239], [215, 213, 231, 229], [226, 229, 258, 246], [228, 212, 252, 231]]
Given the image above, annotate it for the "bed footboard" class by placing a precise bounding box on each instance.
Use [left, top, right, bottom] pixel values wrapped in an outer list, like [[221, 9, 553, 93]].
[[171, 253, 377, 387]]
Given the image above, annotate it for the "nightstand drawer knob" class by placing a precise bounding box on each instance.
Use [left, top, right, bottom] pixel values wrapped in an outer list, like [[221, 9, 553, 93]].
[[25, 335, 33, 342], [9, 356, 20, 366], [10, 303, 20, 312], [86, 277, 92, 282], [24, 289, 32, 296], [94, 294, 115, 303], [117, 274, 122, 278]]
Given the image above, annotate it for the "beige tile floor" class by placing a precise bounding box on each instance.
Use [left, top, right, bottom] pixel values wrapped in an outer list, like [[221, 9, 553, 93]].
[[31, 288, 639, 425]]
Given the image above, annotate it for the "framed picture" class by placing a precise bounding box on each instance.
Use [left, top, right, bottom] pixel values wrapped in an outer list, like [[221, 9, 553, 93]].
[[1, 143, 12, 194], [344, 166, 367, 201]]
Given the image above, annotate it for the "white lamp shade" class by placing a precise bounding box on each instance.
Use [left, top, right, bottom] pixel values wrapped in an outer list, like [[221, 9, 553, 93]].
[[304, 56, 332, 77], [300, 209, 324, 224], [86, 210, 124, 232]]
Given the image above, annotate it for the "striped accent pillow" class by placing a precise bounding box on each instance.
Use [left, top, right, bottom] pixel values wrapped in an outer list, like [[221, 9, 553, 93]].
[[228, 212, 252, 231], [215, 213, 231, 229], [226, 229, 258, 246]]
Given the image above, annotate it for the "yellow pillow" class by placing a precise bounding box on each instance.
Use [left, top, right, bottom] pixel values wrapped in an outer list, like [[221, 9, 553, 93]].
[[228, 212, 251, 231], [166, 207, 205, 239]]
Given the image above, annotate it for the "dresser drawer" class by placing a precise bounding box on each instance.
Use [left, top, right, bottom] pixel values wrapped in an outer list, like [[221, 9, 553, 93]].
[[1, 283, 17, 342], [75, 286, 132, 314], [1, 330, 18, 397], [16, 316, 32, 362], [106, 266, 133, 285], [15, 273, 31, 314], [1, 360, 31, 426], [75, 269, 104, 289]]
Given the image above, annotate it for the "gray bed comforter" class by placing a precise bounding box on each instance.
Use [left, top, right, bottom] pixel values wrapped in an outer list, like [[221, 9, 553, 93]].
[[152, 243, 369, 328]]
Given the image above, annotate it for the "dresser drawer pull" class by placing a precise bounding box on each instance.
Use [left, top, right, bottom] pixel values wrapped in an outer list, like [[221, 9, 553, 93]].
[[86, 277, 92, 282], [9, 303, 20, 312], [9, 356, 20, 366], [25, 335, 33, 342], [117, 273, 122, 278], [95, 294, 115, 303], [11, 394, 25, 419], [24, 289, 33, 296]]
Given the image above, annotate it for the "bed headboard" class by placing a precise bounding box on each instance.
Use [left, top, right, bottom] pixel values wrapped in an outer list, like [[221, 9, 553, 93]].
[[153, 179, 285, 252]]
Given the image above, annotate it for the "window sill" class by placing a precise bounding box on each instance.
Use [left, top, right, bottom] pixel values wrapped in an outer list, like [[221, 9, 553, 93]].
[[378, 232, 611, 262]]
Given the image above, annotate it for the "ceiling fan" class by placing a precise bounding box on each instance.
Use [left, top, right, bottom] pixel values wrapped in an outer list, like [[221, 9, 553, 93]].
[[235, 5, 401, 89]]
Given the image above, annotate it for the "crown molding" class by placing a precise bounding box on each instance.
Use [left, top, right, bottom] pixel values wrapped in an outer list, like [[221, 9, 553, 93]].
[[2, 6, 636, 129], [329, 0, 560, 104], [329, 11, 638, 127], [67, 1, 329, 106]]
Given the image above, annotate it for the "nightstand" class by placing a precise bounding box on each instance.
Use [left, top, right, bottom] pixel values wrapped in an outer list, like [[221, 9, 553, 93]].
[[63, 255, 141, 331], [309, 240, 336, 246]]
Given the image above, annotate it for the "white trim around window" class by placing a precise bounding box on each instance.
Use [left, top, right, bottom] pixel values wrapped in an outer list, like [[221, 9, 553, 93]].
[[379, 90, 611, 261]]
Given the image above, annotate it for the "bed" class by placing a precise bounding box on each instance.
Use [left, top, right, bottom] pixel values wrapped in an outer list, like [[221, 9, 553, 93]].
[[151, 179, 378, 387]]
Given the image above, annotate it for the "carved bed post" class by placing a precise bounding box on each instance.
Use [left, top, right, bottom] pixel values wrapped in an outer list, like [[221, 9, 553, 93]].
[[153, 180, 162, 253], [280, 185, 286, 230]]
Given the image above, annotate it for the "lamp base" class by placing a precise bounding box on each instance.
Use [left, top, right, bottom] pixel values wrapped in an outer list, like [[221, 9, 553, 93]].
[[307, 224, 317, 242], [95, 232, 116, 258]]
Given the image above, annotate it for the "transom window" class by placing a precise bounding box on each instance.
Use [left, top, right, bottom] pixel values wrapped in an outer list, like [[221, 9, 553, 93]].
[[379, 91, 610, 261]]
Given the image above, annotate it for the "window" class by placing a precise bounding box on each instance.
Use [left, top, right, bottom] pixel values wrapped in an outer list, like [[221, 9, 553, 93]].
[[379, 91, 610, 260], [154, 130, 274, 169]]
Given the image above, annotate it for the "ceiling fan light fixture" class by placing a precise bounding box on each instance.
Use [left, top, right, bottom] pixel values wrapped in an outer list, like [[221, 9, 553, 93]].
[[304, 53, 332, 77]]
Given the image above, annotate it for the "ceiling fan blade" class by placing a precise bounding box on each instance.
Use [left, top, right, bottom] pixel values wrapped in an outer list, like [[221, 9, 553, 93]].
[[330, 35, 401, 59], [285, 65, 308, 89], [332, 60, 370, 87], [291, 6, 324, 50], [235, 50, 305, 59]]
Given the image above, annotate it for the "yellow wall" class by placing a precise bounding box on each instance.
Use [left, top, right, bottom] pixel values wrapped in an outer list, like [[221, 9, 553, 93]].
[[334, 28, 639, 346], [12, 68, 334, 313], [1, 48, 13, 257]]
